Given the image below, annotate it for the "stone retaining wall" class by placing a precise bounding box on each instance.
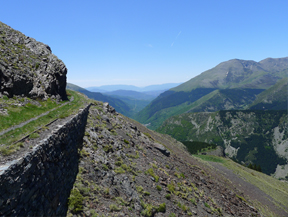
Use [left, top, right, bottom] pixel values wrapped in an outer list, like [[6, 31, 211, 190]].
[[0, 104, 91, 216]]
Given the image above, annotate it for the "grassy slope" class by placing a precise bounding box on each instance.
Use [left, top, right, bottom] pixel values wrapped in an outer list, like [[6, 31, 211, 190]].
[[194, 154, 288, 216], [0, 90, 87, 154], [248, 77, 288, 110]]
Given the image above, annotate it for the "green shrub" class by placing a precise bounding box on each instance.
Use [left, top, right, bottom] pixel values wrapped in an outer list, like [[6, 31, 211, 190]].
[[145, 168, 159, 182], [115, 167, 125, 174], [136, 185, 144, 193], [109, 204, 121, 212], [165, 194, 171, 199], [103, 145, 113, 153], [141, 203, 155, 217], [68, 188, 84, 213], [29, 133, 39, 139], [156, 185, 162, 191], [144, 191, 150, 196], [204, 202, 210, 208], [157, 203, 166, 212], [189, 197, 197, 205], [102, 164, 109, 171], [124, 139, 129, 144], [35, 62, 40, 69], [167, 183, 175, 193]]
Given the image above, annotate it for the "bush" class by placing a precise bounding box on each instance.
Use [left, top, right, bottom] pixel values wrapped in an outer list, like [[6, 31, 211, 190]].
[[157, 203, 166, 212], [29, 133, 40, 139], [109, 204, 121, 212], [145, 168, 159, 182], [68, 188, 84, 214]]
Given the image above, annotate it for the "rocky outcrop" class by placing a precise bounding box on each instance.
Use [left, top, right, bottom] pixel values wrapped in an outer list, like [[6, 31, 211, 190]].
[[0, 22, 67, 100]]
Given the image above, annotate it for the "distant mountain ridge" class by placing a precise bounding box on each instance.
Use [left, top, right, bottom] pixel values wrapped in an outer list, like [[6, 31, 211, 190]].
[[86, 83, 182, 92], [173, 57, 288, 91], [135, 57, 288, 130], [103, 90, 155, 101], [66, 83, 132, 117]]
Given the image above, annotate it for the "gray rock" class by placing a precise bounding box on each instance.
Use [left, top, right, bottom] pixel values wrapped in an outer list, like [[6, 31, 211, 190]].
[[0, 21, 67, 100], [152, 142, 170, 157]]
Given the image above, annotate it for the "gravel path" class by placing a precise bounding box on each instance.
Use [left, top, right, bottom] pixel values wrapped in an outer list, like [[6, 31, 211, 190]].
[[0, 96, 74, 137]]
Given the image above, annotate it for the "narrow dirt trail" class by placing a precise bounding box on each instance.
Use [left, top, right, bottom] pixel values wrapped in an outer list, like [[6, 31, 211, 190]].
[[0, 96, 74, 137]]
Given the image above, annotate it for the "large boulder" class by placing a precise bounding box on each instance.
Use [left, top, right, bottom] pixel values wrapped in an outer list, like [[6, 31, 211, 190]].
[[0, 22, 67, 100]]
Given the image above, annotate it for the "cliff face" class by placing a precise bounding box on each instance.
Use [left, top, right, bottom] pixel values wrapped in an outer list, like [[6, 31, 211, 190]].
[[0, 22, 67, 100]]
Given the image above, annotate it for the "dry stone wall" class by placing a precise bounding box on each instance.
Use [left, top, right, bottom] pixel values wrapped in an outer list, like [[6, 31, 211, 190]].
[[0, 104, 91, 216]]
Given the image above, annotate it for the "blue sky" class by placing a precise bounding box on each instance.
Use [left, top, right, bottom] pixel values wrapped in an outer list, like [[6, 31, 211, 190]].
[[1, 0, 287, 87]]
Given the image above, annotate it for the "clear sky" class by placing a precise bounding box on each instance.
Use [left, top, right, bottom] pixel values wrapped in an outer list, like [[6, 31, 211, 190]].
[[1, 0, 287, 87]]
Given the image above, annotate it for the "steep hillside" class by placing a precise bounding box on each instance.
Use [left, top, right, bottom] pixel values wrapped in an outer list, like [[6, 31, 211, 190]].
[[0, 22, 67, 100], [134, 88, 217, 129], [67, 83, 133, 117], [66, 101, 288, 216], [248, 77, 288, 110], [157, 110, 288, 177], [173, 57, 288, 91]]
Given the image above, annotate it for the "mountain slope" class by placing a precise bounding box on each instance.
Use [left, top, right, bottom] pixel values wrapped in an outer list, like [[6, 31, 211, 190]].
[[134, 88, 217, 129], [66, 100, 288, 216], [173, 57, 288, 92], [186, 88, 264, 113], [248, 77, 288, 110], [157, 110, 288, 177], [66, 83, 132, 117], [134, 57, 287, 130]]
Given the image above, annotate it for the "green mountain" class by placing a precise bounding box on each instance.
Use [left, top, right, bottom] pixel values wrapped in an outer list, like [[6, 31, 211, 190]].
[[134, 88, 217, 129], [107, 94, 151, 115], [157, 110, 288, 177], [173, 57, 288, 91], [66, 83, 132, 117], [248, 77, 288, 110], [134, 57, 287, 130]]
